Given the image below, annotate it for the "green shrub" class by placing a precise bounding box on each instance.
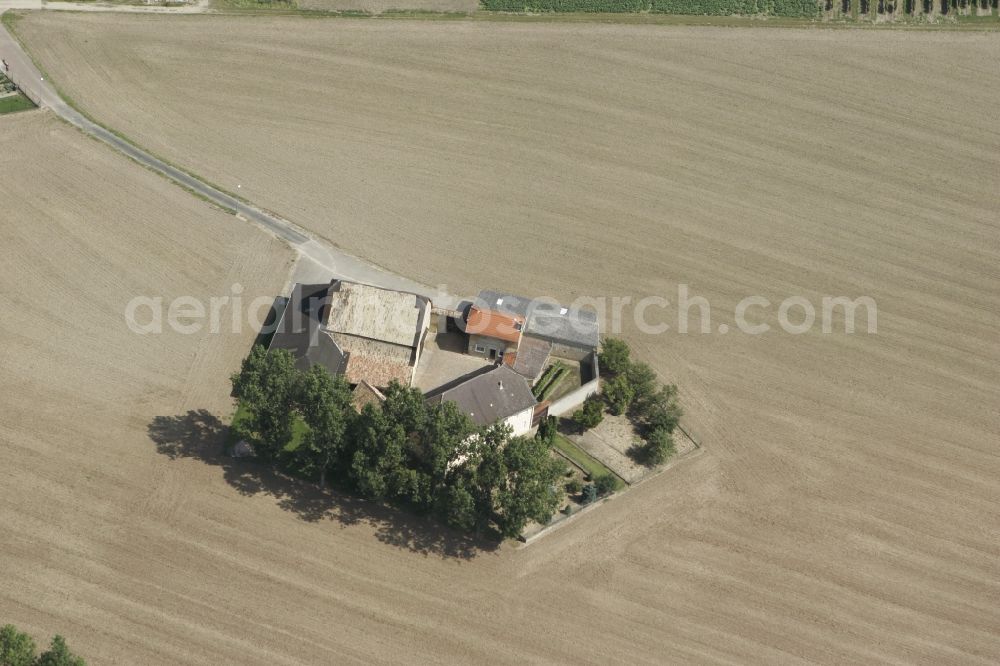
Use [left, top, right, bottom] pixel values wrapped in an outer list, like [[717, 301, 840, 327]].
[[566, 478, 583, 494], [534, 363, 569, 400], [598, 337, 631, 375], [0, 625, 36, 666], [771, 0, 820, 15], [595, 473, 619, 496], [625, 361, 658, 416], [603, 374, 635, 416], [642, 384, 683, 435], [572, 395, 605, 432], [581, 483, 598, 504], [0, 625, 86, 666], [532, 364, 559, 397], [651, 0, 758, 13], [536, 415, 558, 446], [538, 367, 568, 400], [644, 427, 676, 465]]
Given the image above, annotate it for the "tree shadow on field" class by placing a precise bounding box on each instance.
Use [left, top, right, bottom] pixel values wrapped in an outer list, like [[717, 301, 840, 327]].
[[147, 410, 497, 560]]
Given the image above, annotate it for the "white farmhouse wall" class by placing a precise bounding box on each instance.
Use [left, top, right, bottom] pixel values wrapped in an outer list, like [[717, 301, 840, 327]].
[[503, 406, 535, 437], [547, 378, 601, 418]]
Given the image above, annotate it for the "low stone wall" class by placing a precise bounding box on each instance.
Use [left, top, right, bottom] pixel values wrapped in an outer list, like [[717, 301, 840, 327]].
[[519, 444, 706, 546]]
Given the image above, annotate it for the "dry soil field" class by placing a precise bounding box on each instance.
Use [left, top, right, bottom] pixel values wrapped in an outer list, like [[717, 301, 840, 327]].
[[6, 14, 1000, 664], [0, 111, 296, 662]]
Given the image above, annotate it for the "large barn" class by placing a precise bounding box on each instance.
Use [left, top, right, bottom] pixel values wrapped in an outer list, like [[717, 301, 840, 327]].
[[269, 279, 431, 389]]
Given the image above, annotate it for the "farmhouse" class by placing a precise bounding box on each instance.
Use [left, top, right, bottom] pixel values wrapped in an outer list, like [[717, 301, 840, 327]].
[[269, 279, 431, 389], [464, 305, 525, 362], [465, 289, 600, 373], [426, 365, 538, 436]]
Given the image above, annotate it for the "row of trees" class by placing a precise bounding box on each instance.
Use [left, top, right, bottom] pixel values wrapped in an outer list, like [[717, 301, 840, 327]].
[[0, 625, 85, 666], [231, 347, 565, 538], [589, 337, 684, 465]]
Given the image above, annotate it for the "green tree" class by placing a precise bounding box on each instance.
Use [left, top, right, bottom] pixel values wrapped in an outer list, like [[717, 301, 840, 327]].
[[231, 346, 299, 460], [35, 635, 85, 666], [598, 337, 631, 376], [581, 483, 598, 504], [644, 427, 676, 465], [294, 365, 354, 488], [624, 361, 658, 417], [417, 401, 477, 509], [349, 403, 408, 499], [535, 415, 557, 446], [381, 381, 428, 435], [0, 624, 37, 666], [465, 422, 512, 532], [494, 435, 564, 538], [572, 395, 604, 432], [439, 475, 478, 531], [392, 465, 433, 509], [643, 384, 683, 435], [602, 374, 635, 416]]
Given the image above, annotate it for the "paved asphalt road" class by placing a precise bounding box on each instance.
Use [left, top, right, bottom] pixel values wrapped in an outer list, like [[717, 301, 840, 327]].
[[0, 12, 453, 305]]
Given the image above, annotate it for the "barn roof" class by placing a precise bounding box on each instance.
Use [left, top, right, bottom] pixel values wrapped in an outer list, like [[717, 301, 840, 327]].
[[326, 280, 430, 349]]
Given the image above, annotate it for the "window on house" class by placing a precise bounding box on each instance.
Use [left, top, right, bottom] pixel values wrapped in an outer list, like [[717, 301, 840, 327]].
[[474, 344, 486, 353]]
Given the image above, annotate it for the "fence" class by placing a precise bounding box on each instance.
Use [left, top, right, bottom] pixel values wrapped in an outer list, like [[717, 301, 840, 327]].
[[2, 65, 40, 108]]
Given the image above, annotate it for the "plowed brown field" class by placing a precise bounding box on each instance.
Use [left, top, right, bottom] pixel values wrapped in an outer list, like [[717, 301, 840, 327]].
[[5, 15, 1000, 664]]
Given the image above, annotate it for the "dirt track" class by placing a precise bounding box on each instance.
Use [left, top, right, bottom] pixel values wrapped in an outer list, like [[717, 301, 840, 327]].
[[6, 15, 1000, 664]]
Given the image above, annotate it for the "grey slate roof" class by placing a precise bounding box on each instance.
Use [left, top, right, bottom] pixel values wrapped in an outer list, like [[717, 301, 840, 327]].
[[476, 290, 531, 319], [524, 301, 599, 349], [428, 365, 537, 427], [475, 289, 599, 350], [510, 336, 551, 380], [268, 282, 345, 374]]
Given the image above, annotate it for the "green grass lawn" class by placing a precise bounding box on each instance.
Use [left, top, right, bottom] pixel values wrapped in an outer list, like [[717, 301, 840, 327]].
[[552, 432, 623, 490], [0, 93, 34, 115], [229, 401, 309, 452]]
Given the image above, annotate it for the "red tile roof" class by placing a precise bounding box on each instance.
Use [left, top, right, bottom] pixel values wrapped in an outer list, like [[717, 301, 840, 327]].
[[466, 307, 524, 344]]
